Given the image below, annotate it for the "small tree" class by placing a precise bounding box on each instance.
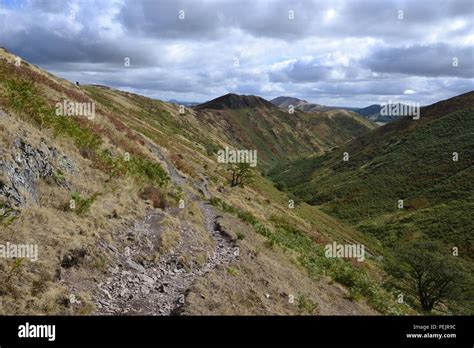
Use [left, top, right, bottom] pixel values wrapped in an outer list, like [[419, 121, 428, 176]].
[[229, 163, 254, 187], [385, 241, 466, 313]]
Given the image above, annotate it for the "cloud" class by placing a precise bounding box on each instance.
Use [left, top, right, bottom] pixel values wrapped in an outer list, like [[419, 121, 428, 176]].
[[0, 0, 472, 106], [363, 44, 474, 78], [269, 57, 333, 83]]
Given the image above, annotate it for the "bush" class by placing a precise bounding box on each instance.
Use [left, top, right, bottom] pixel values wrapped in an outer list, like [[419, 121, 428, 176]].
[[139, 186, 167, 209], [297, 294, 319, 314], [69, 192, 100, 216]]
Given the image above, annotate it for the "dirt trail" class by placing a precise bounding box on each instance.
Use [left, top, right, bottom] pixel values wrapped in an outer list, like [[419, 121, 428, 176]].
[[94, 141, 237, 315]]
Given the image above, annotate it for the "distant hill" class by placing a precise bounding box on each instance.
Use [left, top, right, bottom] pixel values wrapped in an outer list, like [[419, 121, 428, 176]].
[[194, 93, 376, 167], [356, 103, 420, 123], [270, 96, 329, 112], [168, 99, 199, 107], [271, 96, 418, 124], [355, 104, 381, 118], [196, 93, 274, 110]]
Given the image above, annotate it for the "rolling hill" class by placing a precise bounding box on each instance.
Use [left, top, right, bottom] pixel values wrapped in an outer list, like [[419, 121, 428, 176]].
[[271, 96, 416, 124], [0, 47, 406, 316], [269, 92, 474, 312]]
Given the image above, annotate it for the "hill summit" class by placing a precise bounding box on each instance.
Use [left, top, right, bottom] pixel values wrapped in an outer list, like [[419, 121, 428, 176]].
[[196, 93, 274, 110]]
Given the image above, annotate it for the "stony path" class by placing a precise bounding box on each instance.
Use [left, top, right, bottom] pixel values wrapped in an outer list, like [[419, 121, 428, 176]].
[[94, 141, 237, 315]]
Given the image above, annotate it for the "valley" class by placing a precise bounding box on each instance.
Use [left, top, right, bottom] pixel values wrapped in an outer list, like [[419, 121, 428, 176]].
[[0, 46, 471, 316]]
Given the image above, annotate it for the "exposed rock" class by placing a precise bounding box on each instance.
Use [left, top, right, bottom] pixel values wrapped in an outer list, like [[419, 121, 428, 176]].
[[138, 273, 155, 285], [125, 258, 146, 274], [93, 142, 239, 316], [0, 136, 76, 213]]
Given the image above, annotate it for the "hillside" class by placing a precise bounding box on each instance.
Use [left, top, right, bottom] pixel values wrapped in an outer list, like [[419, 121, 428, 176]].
[[269, 92, 474, 312], [196, 94, 377, 168], [356, 104, 382, 119], [0, 47, 406, 316], [269, 92, 474, 241]]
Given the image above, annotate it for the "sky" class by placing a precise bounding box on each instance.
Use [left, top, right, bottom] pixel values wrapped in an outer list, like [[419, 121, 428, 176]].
[[0, 0, 473, 107]]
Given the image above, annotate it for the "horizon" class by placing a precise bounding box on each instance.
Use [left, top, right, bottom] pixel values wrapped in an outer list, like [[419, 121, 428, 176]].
[[165, 92, 473, 108], [1, 0, 473, 107]]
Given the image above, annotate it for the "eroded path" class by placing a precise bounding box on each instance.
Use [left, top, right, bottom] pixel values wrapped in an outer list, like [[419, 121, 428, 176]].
[[94, 142, 237, 315]]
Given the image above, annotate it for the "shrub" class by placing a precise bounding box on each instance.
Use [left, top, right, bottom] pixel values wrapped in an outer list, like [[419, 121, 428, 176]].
[[69, 192, 100, 216], [139, 186, 167, 209], [297, 294, 319, 314]]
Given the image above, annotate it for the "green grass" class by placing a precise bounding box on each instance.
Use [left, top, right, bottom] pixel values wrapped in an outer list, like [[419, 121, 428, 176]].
[[1, 69, 168, 188], [269, 108, 474, 252], [267, 104, 474, 313], [4, 78, 102, 149], [296, 293, 319, 314], [69, 192, 101, 216]]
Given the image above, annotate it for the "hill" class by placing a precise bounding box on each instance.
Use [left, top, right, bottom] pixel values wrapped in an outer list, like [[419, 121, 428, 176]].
[[0, 47, 403, 316], [194, 93, 377, 168], [269, 92, 474, 311], [271, 96, 329, 112], [196, 93, 274, 110], [356, 104, 381, 118], [271, 96, 420, 124], [270, 92, 474, 241]]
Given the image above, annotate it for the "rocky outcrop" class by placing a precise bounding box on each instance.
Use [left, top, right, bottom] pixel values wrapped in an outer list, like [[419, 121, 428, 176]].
[[0, 136, 76, 214]]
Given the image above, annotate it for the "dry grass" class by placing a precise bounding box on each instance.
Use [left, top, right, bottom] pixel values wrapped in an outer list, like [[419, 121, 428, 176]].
[[182, 213, 376, 315], [0, 106, 152, 314]]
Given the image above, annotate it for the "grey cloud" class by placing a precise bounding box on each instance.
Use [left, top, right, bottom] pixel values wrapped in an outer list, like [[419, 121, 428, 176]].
[[117, 0, 473, 41], [29, 0, 74, 13], [117, 0, 322, 40], [0, 0, 472, 106], [269, 59, 332, 83], [1, 24, 161, 66], [363, 44, 474, 78]]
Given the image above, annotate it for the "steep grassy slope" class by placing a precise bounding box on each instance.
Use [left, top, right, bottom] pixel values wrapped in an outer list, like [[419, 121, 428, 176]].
[[0, 47, 405, 315], [194, 95, 377, 168], [270, 92, 474, 248], [269, 93, 474, 313]]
